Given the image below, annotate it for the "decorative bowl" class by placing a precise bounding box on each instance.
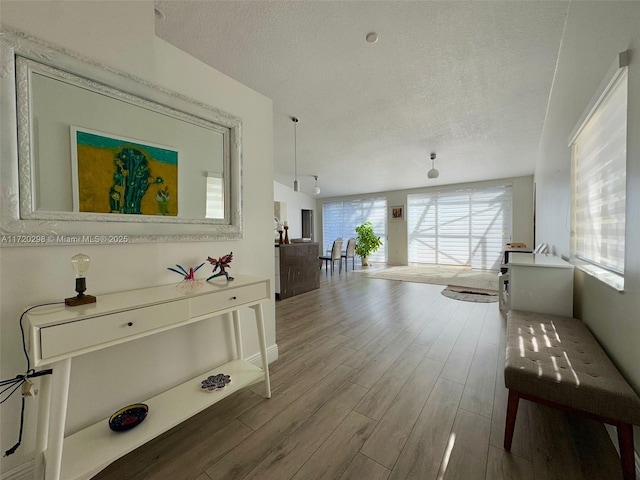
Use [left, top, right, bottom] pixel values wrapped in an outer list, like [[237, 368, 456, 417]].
[[108, 403, 149, 432]]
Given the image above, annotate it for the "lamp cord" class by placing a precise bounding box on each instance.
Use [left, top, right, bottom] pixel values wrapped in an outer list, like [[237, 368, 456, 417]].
[[1, 302, 62, 456]]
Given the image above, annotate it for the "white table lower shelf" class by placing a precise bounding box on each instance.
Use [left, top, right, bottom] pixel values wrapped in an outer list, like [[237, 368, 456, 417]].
[[60, 360, 263, 480]]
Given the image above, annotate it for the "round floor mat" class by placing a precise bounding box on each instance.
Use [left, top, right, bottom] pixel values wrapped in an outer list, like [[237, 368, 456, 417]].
[[441, 285, 499, 303]]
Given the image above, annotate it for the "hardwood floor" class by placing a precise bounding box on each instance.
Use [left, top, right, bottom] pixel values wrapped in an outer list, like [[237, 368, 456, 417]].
[[94, 267, 623, 480]]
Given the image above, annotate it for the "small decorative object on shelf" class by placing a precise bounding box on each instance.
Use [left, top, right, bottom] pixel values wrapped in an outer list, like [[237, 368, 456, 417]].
[[206, 252, 234, 282], [200, 374, 231, 392], [65, 253, 97, 306], [284, 225, 290, 244], [275, 217, 284, 244], [167, 263, 205, 291], [108, 403, 148, 432]]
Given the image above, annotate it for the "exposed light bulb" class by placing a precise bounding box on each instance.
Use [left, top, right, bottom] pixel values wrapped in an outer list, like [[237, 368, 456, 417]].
[[65, 253, 96, 306], [71, 253, 90, 278]]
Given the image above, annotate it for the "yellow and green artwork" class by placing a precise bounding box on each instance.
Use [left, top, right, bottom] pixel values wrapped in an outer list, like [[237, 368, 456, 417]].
[[71, 128, 178, 216]]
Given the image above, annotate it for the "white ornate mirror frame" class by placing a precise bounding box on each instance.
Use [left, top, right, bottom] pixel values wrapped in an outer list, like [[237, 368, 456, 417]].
[[0, 29, 243, 246]]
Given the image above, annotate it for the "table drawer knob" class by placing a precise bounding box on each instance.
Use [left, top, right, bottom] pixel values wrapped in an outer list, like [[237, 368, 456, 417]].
[[230, 296, 237, 300], [127, 322, 133, 327]]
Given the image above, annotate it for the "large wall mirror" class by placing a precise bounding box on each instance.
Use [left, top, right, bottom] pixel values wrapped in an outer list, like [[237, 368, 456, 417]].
[[0, 30, 242, 246]]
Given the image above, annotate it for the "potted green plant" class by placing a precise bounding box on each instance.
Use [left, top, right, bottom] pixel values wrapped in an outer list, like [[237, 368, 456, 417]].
[[355, 221, 382, 266]]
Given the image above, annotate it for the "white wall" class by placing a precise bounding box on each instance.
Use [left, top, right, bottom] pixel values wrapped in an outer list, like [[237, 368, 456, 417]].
[[534, 1, 640, 396], [273, 181, 319, 241], [0, 1, 274, 474], [317, 176, 534, 267]]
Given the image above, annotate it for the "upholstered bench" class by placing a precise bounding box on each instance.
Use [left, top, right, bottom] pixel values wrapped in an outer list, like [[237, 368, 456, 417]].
[[504, 310, 640, 480]]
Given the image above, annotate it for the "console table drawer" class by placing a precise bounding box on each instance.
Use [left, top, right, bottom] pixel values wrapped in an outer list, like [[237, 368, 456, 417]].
[[190, 282, 267, 318], [39, 300, 189, 359]]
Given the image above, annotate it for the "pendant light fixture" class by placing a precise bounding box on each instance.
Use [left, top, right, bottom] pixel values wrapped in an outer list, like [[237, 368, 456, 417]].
[[427, 152, 439, 179], [313, 175, 321, 195], [292, 117, 299, 192]]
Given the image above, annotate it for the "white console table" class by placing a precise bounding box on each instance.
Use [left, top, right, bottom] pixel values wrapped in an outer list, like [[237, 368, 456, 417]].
[[505, 253, 574, 316], [26, 274, 271, 480]]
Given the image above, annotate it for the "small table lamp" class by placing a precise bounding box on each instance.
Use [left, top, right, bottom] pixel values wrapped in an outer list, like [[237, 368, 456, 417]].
[[65, 253, 97, 306]]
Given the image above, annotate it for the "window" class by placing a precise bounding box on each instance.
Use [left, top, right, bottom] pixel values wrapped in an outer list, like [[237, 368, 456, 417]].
[[205, 173, 224, 219], [322, 197, 387, 263], [407, 184, 512, 270], [570, 55, 627, 290]]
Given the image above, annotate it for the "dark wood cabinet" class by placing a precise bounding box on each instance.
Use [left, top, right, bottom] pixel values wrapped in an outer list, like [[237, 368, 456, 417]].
[[275, 243, 320, 299]]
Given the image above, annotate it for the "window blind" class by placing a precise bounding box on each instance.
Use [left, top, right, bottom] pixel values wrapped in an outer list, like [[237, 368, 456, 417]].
[[572, 68, 627, 274], [407, 185, 512, 269], [322, 197, 387, 262], [205, 174, 224, 219]]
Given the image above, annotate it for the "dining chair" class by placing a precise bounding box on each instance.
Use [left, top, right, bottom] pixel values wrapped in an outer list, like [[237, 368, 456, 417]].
[[319, 238, 343, 274], [341, 238, 356, 271]]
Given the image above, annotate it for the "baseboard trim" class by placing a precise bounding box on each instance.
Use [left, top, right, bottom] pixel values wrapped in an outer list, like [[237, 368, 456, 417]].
[[244, 343, 279, 368], [1, 460, 33, 480], [604, 424, 640, 478]]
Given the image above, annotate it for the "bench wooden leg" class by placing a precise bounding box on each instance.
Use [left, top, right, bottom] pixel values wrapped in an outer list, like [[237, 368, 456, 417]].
[[618, 423, 636, 480], [504, 389, 520, 451], [504, 387, 636, 478]]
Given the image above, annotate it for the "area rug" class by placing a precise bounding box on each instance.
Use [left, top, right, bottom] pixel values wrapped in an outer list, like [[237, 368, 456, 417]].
[[368, 265, 498, 291], [441, 285, 499, 303]]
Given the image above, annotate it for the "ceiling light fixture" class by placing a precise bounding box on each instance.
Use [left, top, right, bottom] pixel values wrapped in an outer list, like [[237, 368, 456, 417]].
[[313, 175, 321, 195], [366, 32, 378, 44], [427, 153, 439, 179], [292, 117, 299, 192]]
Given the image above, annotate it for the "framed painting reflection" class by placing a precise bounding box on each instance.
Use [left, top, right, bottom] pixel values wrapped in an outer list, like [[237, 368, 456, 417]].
[[70, 127, 178, 216]]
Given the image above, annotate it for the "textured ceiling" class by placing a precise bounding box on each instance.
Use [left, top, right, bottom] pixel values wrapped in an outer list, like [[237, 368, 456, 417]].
[[155, 1, 568, 198]]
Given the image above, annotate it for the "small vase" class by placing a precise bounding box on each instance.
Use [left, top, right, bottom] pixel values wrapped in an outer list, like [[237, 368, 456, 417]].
[[284, 226, 290, 244]]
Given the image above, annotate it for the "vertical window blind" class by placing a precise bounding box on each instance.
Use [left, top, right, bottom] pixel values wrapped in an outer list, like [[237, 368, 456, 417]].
[[322, 197, 387, 263], [407, 185, 512, 269], [572, 68, 627, 275]]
